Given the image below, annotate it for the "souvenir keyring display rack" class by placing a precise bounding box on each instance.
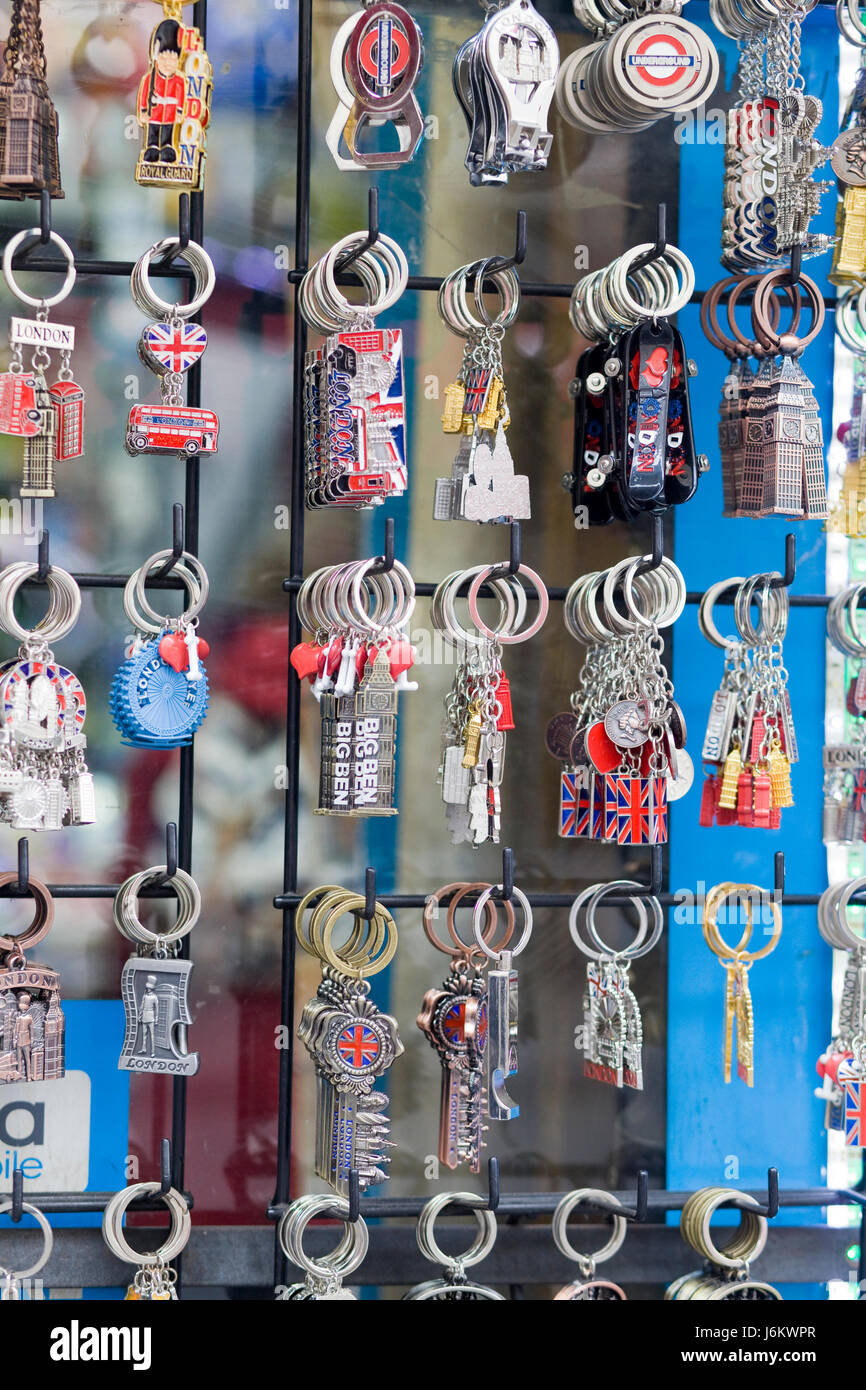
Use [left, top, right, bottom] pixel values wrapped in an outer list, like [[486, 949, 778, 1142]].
[[0, 0, 208, 1293], [271, 0, 866, 1295]]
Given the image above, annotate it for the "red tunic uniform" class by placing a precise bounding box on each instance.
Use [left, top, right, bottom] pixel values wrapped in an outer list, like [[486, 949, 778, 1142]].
[[137, 69, 185, 125]]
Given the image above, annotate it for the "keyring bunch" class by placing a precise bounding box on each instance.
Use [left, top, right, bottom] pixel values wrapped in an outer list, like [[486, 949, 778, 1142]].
[[550, 555, 687, 847], [552, 1188, 628, 1300], [417, 880, 515, 1171], [295, 884, 403, 1194], [568, 243, 700, 520], [113, 864, 202, 1077], [823, 586, 866, 844], [0, 560, 94, 831], [0, 872, 64, 1083], [667, 1187, 780, 1300], [403, 1192, 504, 1299], [299, 229, 409, 507], [698, 571, 796, 831], [433, 559, 548, 847], [278, 1193, 369, 1300], [702, 881, 782, 1088], [292, 553, 416, 818], [558, 6, 718, 133], [701, 270, 827, 520], [0, 1197, 53, 1299], [472, 881, 533, 1122], [569, 880, 664, 1091], [1, 225, 85, 498], [815, 878, 866, 1145], [110, 547, 210, 750], [434, 258, 530, 524], [102, 1182, 191, 1301], [126, 236, 219, 459]]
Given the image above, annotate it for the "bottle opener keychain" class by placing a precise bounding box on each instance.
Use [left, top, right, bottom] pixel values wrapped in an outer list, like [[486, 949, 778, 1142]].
[[110, 548, 209, 749], [0, 226, 84, 497], [113, 864, 201, 1077], [102, 1180, 191, 1300], [327, 1, 425, 170], [0, 0, 63, 198], [472, 881, 532, 1122], [135, 0, 212, 191], [127, 235, 218, 459], [0, 560, 94, 830], [0, 872, 63, 1084]]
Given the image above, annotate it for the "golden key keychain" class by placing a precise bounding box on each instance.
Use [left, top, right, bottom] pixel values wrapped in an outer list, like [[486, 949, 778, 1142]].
[[703, 881, 781, 1087]]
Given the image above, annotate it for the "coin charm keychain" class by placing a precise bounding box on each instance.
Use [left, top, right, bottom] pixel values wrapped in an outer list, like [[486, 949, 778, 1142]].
[[135, 1, 212, 191], [0, 873, 63, 1084], [552, 1189, 628, 1300], [0, 228, 84, 497], [113, 864, 201, 1077], [327, 1, 425, 170], [103, 1181, 191, 1300], [403, 1192, 504, 1299], [702, 882, 782, 1087], [110, 549, 210, 749], [295, 885, 403, 1194], [0, 560, 94, 830], [127, 236, 218, 458], [0, 0, 63, 198], [417, 882, 514, 1172], [278, 1194, 369, 1300]]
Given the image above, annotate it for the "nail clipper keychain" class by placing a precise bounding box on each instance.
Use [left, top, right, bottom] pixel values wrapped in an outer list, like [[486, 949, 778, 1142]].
[[0, 873, 63, 1084], [110, 549, 209, 748], [327, 1, 425, 170], [0, 560, 94, 830], [0, 228, 84, 498], [114, 865, 201, 1077], [472, 882, 532, 1122], [135, 1, 212, 191], [127, 236, 218, 459]]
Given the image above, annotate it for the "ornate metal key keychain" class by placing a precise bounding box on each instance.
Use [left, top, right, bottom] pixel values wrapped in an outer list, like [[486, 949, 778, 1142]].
[[417, 881, 515, 1172], [0, 559, 94, 830], [113, 864, 201, 1077], [296, 885, 402, 1194], [110, 548, 209, 749], [472, 881, 532, 1122], [0, 227, 84, 497], [327, 1, 425, 169], [127, 235, 218, 459], [0, 872, 62, 1084], [103, 1180, 191, 1300], [0, 0, 62, 198], [135, 1, 212, 191]]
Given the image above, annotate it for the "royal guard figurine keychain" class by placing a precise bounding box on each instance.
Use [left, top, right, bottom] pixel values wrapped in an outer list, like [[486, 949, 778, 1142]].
[[0, 226, 84, 497], [135, 1, 212, 190], [127, 234, 219, 458]]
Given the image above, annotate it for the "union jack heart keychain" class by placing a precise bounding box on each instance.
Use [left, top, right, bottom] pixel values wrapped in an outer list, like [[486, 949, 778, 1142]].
[[127, 234, 218, 459], [0, 226, 85, 497]]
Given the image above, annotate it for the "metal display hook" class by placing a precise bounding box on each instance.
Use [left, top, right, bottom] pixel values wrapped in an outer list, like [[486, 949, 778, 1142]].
[[630, 204, 668, 274], [336, 187, 380, 274], [332, 1154, 502, 1224], [768, 533, 797, 589], [468, 210, 528, 289], [152, 504, 186, 581], [721, 1167, 780, 1221]]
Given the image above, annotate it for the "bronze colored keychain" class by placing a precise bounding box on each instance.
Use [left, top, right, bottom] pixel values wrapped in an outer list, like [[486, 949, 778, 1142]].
[[702, 881, 781, 1087], [0, 0, 63, 198], [417, 882, 514, 1172], [0, 872, 63, 1083], [667, 1186, 781, 1300]]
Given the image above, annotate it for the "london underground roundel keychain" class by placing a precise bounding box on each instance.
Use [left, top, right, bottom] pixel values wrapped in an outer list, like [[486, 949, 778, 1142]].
[[110, 548, 210, 749]]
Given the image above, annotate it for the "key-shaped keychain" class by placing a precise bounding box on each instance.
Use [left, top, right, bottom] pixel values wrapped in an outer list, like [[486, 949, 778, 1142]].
[[417, 881, 514, 1171], [135, 1, 212, 191], [472, 879, 531, 1122], [0, 226, 84, 497], [703, 881, 781, 1088]]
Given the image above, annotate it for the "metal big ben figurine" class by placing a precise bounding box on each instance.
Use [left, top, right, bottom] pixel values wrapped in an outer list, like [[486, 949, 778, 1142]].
[[135, 1, 212, 190], [0, 0, 62, 198]]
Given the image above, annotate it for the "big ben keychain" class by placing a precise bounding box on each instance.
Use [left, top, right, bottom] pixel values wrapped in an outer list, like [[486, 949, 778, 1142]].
[[135, 1, 212, 191]]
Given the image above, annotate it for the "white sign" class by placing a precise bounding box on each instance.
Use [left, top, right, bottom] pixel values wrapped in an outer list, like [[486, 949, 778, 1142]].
[[10, 317, 75, 351], [0, 1070, 90, 1190]]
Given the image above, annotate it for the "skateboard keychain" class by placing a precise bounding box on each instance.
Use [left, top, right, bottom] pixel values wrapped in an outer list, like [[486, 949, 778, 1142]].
[[110, 547, 209, 749], [0, 226, 84, 497], [127, 235, 218, 460], [134, 1, 212, 191]]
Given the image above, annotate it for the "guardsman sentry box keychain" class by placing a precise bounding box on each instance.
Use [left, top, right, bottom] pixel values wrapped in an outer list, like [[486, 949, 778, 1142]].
[[135, 1, 212, 191]]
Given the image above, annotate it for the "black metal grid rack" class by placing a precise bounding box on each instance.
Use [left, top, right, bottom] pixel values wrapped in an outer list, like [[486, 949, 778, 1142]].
[[271, 0, 866, 1295], [0, 0, 209, 1293]]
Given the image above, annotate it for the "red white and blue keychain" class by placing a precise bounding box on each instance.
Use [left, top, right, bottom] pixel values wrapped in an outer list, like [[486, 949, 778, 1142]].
[[111, 549, 210, 748]]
